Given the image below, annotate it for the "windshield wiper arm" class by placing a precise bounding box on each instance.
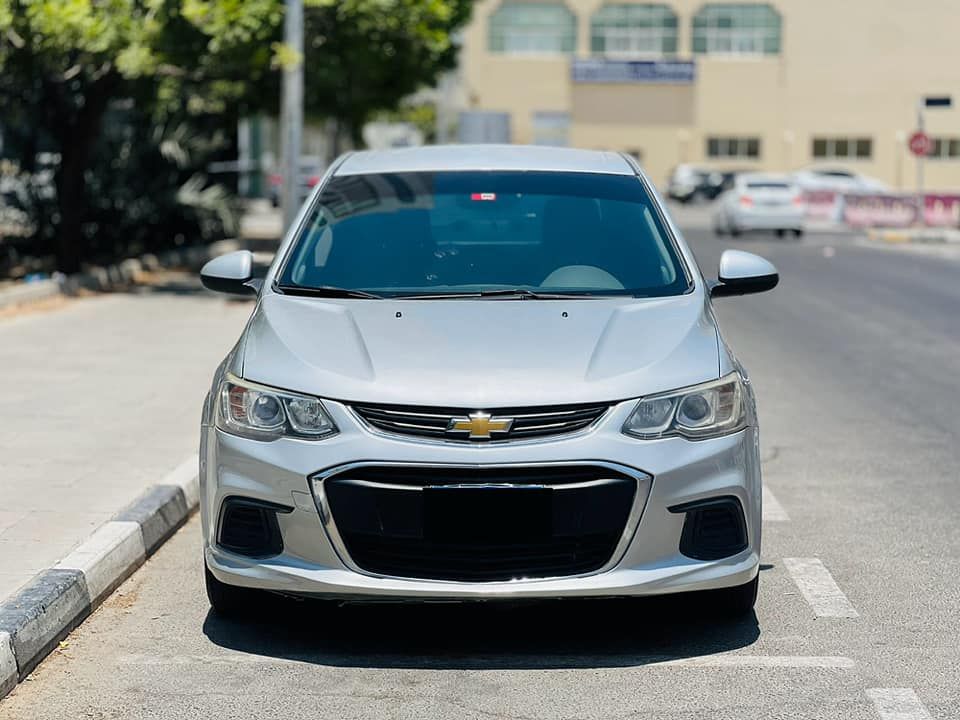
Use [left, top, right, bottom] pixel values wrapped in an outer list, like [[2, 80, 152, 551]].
[[398, 288, 593, 300], [478, 288, 569, 299], [275, 284, 384, 299]]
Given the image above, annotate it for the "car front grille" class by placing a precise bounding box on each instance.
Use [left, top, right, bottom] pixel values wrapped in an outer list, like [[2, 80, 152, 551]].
[[321, 465, 638, 582], [351, 402, 610, 442]]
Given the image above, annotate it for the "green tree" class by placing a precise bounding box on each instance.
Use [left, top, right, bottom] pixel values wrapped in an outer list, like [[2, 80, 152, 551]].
[[302, 0, 472, 145], [0, 0, 472, 273]]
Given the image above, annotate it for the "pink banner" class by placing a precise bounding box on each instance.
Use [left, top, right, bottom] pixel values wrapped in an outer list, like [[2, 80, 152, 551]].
[[802, 191, 841, 221], [842, 193, 960, 228]]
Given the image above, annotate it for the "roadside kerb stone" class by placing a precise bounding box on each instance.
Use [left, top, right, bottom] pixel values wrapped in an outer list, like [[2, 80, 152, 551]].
[[0, 569, 90, 680], [55, 522, 146, 607], [0, 632, 15, 698], [0, 279, 60, 311], [0, 457, 200, 701], [0, 238, 245, 309], [113, 485, 192, 556]]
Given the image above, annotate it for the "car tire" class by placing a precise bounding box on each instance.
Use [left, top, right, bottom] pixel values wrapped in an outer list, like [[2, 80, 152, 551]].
[[730, 226, 742, 237], [793, 229, 804, 238], [205, 564, 265, 618], [775, 229, 785, 238], [709, 575, 759, 616]]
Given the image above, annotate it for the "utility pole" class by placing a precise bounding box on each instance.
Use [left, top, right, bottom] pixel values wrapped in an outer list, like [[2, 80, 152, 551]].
[[436, 72, 451, 144], [280, 0, 304, 233]]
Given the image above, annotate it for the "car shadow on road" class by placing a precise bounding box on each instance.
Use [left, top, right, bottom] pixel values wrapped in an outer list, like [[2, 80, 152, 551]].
[[202, 592, 760, 670]]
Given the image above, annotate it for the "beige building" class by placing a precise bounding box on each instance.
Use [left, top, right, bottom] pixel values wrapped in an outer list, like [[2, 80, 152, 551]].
[[457, 0, 960, 189]]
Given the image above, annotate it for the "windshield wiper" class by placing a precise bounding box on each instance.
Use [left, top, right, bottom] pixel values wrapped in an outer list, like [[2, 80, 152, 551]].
[[275, 284, 384, 299], [398, 288, 594, 300]]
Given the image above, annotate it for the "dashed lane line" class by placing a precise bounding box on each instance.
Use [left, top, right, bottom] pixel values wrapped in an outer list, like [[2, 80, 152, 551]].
[[867, 688, 934, 720], [656, 655, 855, 669], [783, 557, 859, 618], [762, 485, 790, 522]]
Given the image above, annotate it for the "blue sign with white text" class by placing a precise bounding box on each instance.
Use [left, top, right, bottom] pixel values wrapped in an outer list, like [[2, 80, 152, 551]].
[[571, 59, 696, 84]]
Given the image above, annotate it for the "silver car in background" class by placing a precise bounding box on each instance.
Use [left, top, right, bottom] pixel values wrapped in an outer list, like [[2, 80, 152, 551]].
[[713, 173, 805, 237], [198, 145, 779, 619]]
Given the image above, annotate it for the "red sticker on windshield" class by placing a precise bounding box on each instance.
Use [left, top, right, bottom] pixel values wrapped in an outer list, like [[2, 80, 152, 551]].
[[470, 192, 497, 201]]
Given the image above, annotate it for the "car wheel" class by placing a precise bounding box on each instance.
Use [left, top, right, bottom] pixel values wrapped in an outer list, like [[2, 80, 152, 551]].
[[730, 226, 742, 237], [793, 228, 804, 238], [775, 229, 785, 238], [709, 575, 759, 616], [205, 564, 265, 618]]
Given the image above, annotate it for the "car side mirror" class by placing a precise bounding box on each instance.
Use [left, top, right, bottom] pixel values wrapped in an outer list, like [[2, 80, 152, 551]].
[[710, 249, 779, 297], [200, 250, 258, 295]]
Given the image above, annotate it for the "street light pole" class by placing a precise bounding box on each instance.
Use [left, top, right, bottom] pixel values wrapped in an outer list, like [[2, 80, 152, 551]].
[[280, 0, 304, 233]]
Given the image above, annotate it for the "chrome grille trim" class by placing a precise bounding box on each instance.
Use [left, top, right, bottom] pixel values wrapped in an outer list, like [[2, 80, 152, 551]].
[[309, 461, 652, 584], [351, 402, 611, 442]]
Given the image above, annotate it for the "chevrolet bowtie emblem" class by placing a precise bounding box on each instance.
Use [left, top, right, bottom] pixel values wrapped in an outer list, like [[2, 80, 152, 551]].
[[447, 411, 514, 440]]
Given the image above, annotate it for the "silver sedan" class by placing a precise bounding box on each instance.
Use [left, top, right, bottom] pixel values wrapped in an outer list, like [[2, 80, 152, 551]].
[[713, 173, 806, 237], [198, 145, 778, 619]]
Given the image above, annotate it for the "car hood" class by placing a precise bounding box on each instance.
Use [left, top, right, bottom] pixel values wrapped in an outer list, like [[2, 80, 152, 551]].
[[240, 293, 720, 406]]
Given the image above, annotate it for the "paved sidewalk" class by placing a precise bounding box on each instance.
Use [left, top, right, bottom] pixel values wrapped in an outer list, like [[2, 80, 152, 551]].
[[0, 285, 251, 604]]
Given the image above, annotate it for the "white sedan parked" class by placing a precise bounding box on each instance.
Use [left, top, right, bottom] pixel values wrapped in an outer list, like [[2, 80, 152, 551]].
[[713, 174, 805, 238]]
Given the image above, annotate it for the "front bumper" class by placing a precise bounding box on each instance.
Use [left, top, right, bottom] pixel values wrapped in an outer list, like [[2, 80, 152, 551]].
[[201, 399, 761, 600]]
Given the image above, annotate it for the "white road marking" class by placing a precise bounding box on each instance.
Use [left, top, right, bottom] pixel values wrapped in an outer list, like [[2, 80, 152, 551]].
[[656, 655, 855, 669], [783, 557, 859, 618], [867, 688, 933, 720], [762, 485, 790, 522], [121, 653, 855, 670]]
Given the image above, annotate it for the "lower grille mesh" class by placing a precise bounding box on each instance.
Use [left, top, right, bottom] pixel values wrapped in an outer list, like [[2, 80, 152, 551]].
[[324, 465, 637, 582]]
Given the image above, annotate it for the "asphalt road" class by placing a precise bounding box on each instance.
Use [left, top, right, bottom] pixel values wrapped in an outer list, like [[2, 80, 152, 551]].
[[2, 226, 959, 719]]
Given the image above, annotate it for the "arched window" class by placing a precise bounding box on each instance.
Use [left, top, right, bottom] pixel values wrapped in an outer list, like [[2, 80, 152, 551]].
[[692, 4, 781, 55], [591, 4, 678, 57], [488, 2, 577, 54]]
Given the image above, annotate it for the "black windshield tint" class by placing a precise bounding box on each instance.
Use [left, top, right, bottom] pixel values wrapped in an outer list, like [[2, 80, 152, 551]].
[[278, 171, 690, 297], [746, 182, 791, 190]]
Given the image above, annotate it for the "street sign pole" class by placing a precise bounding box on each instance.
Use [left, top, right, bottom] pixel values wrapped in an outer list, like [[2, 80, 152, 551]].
[[913, 95, 953, 227], [916, 100, 925, 227], [280, 0, 304, 233]]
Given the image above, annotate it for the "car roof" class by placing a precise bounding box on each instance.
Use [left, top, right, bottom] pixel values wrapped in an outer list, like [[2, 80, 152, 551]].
[[335, 144, 636, 176], [738, 172, 795, 184]]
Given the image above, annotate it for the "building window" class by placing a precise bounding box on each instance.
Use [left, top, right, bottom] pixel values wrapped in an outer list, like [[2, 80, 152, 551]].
[[489, 2, 576, 54], [531, 111, 570, 146], [928, 137, 960, 159], [590, 4, 678, 57], [692, 4, 781, 55], [811, 137, 872, 159], [707, 136, 761, 159]]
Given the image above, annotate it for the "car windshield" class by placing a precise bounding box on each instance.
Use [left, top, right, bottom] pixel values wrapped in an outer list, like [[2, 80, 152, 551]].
[[745, 182, 791, 190], [277, 171, 690, 298]]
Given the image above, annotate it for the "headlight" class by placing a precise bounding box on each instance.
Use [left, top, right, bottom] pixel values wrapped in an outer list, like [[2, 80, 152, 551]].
[[216, 375, 337, 441], [622, 373, 747, 440]]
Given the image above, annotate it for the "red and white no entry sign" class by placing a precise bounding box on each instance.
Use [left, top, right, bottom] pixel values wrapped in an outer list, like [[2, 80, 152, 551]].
[[909, 131, 932, 157]]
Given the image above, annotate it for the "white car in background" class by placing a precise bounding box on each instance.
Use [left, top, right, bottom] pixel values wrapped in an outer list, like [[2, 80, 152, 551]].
[[713, 173, 806, 238], [792, 168, 887, 194]]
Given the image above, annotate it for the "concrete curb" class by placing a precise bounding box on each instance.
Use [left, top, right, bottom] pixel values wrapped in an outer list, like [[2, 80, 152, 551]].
[[0, 239, 243, 312], [866, 228, 960, 244], [0, 279, 62, 311], [0, 455, 199, 701]]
